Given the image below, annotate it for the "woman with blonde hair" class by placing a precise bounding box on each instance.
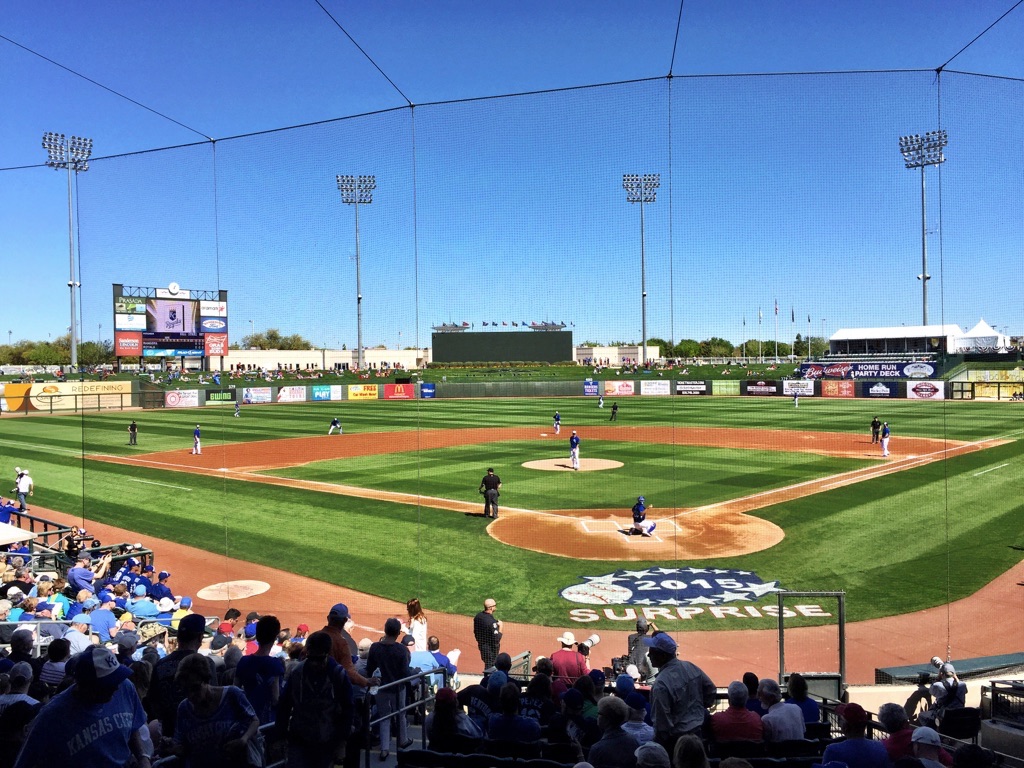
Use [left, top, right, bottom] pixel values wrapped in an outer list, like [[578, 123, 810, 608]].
[[404, 598, 428, 651]]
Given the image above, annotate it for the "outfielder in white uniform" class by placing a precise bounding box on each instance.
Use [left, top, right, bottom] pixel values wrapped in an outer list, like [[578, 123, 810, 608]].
[[569, 430, 580, 471]]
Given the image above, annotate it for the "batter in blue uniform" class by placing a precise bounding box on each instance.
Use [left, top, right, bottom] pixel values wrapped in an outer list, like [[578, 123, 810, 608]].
[[631, 496, 656, 537], [569, 430, 580, 471]]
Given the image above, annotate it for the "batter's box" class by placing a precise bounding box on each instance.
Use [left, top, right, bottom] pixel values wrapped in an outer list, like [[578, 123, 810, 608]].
[[580, 519, 681, 542]]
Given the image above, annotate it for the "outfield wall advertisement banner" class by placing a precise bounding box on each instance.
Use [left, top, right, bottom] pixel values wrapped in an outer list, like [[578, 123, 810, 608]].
[[675, 381, 709, 395], [384, 383, 415, 400], [907, 380, 945, 400], [821, 380, 856, 398], [276, 386, 306, 403], [0, 381, 134, 412], [583, 381, 600, 396], [862, 381, 899, 398], [348, 384, 379, 400], [640, 380, 671, 396], [782, 380, 815, 396], [799, 361, 936, 379], [744, 380, 779, 395], [205, 389, 235, 403], [421, 383, 436, 399], [311, 385, 345, 401], [242, 387, 272, 404], [115, 332, 143, 356], [165, 390, 200, 408], [603, 381, 635, 396]]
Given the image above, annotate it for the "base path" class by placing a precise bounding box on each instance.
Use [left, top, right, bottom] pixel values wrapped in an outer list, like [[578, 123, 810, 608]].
[[30, 505, 1024, 685], [93, 427, 998, 560]]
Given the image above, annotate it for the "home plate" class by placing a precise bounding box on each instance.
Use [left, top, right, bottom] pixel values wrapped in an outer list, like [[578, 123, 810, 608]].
[[196, 580, 271, 601]]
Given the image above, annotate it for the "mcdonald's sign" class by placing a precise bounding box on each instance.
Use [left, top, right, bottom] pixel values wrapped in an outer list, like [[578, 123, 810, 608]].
[[384, 383, 416, 400]]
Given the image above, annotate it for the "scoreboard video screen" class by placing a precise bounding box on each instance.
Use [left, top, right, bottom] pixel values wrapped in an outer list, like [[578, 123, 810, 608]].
[[113, 283, 229, 358]]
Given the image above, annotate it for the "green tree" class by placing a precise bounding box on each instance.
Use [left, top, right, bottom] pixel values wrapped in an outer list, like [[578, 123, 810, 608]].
[[674, 339, 700, 358], [699, 337, 734, 357]]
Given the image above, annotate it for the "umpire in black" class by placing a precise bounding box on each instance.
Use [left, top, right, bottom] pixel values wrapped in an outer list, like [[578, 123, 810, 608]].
[[479, 467, 502, 519]]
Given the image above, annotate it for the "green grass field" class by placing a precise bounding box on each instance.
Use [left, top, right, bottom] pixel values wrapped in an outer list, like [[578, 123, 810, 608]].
[[3, 395, 1022, 630]]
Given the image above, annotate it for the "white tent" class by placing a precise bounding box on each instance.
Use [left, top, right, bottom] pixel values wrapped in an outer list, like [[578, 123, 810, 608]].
[[956, 318, 1008, 351]]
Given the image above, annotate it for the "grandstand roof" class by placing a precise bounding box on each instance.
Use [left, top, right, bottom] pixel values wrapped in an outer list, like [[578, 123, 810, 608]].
[[831, 324, 962, 341]]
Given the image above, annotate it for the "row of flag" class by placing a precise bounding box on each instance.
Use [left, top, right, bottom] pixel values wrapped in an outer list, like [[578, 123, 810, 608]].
[[744, 300, 813, 325], [477, 321, 575, 327]]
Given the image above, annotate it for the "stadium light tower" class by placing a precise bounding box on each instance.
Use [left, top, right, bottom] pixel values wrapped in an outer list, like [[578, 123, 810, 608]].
[[43, 132, 92, 371], [336, 174, 376, 371], [623, 173, 659, 366], [899, 130, 947, 326]]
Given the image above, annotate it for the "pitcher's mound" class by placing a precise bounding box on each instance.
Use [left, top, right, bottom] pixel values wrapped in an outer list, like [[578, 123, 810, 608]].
[[522, 458, 623, 472], [196, 580, 271, 601]]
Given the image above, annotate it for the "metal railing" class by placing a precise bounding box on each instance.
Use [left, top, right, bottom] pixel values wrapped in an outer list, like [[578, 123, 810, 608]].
[[362, 666, 449, 768]]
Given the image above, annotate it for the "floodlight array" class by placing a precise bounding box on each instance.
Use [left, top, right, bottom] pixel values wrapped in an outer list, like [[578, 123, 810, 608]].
[[622, 172, 660, 203], [899, 130, 948, 169]]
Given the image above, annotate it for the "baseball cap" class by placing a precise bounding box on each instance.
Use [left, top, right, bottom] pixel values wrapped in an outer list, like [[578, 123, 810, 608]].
[[401, 634, 416, 647], [642, 632, 678, 655], [487, 671, 508, 694], [625, 663, 641, 680], [158, 571, 171, 580], [10, 661, 33, 682], [836, 702, 870, 726], [98, 591, 114, 603], [180, 597, 193, 608], [560, 688, 584, 707], [178, 613, 207, 636], [133, 585, 148, 597], [142, 565, 155, 573], [296, 623, 309, 633], [635, 742, 671, 768], [126, 558, 139, 568], [589, 669, 606, 687], [244, 624, 257, 639], [73, 613, 93, 626], [911, 726, 942, 746], [83, 597, 100, 610], [245, 611, 261, 623], [941, 663, 956, 676], [210, 633, 232, 651], [218, 622, 234, 635], [116, 634, 139, 652], [625, 691, 647, 711], [72, 646, 132, 689], [328, 603, 349, 621]]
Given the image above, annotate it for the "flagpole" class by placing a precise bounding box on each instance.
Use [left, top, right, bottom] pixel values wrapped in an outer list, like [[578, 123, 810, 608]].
[[807, 314, 812, 361], [758, 307, 763, 363], [774, 300, 779, 362], [742, 317, 746, 361]]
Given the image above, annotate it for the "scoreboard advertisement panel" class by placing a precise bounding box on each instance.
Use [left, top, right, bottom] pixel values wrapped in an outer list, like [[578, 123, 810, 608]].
[[113, 284, 228, 358]]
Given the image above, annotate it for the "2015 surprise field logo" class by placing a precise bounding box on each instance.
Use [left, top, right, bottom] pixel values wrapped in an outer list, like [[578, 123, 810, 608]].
[[560, 568, 831, 623]]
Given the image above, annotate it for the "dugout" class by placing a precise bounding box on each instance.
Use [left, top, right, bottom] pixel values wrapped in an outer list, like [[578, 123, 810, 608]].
[[432, 330, 572, 364]]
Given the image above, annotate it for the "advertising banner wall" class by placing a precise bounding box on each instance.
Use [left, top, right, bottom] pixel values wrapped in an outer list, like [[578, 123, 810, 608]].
[[675, 381, 709, 395], [744, 380, 780, 395], [205, 389, 236, 403], [603, 380, 636, 396], [384, 383, 416, 400], [906, 380, 945, 400], [421, 383, 436, 399], [782, 380, 815, 396], [115, 314, 147, 331], [311, 385, 345, 401], [241, 387, 272, 404], [821, 380, 856, 398], [165, 390, 200, 408], [115, 332, 143, 356], [800, 361, 937, 380], [861, 381, 899, 398], [199, 301, 228, 317], [583, 381, 600, 396], [204, 334, 229, 356], [348, 384, 379, 400], [640, 380, 671, 396], [200, 317, 229, 334], [276, 386, 306, 403], [2, 381, 134, 412]]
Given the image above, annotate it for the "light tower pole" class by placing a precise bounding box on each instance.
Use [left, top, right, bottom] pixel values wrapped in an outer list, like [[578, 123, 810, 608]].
[[336, 174, 376, 371], [43, 133, 92, 371], [899, 130, 947, 326], [623, 173, 659, 366]]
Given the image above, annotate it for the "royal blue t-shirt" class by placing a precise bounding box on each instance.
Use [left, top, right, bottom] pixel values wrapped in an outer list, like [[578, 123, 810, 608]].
[[234, 654, 285, 725]]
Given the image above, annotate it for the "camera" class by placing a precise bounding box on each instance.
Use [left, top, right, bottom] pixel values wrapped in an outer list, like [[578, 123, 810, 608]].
[[576, 633, 601, 655]]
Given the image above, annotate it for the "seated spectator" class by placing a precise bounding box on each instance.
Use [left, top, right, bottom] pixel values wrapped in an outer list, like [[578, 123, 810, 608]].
[[785, 673, 820, 723], [234, 615, 285, 725], [125, 584, 159, 619], [880, 701, 954, 765], [911, 726, 946, 768], [38, 638, 71, 687], [535, 656, 568, 701], [0, 600, 15, 644], [921, 664, 967, 729], [673, 734, 711, 768], [952, 744, 996, 768], [33, 580, 63, 621], [588, 695, 638, 768], [155, 597, 176, 626], [0, 662, 39, 715], [292, 622, 310, 645], [170, 596, 194, 630], [712, 680, 764, 743], [171, 651, 260, 766], [487, 682, 541, 742], [821, 702, 890, 768], [575, 673, 601, 719], [64, 613, 95, 655], [88, 591, 119, 642], [0, 700, 39, 764], [459, 670, 503, 731], [427, 634, 459, 687], [428, 685, 483, 751], [743, 672, 768, 716], [146, 613, 214, 737], [149, 570, 175, 602], [520, 672, 558, 727], [621, 691, 654, 745], [548, 688, 601, 755], [114, 633, 140, 667], [758, 678, 804, 742], [552, 631, 590, 685], [635, 741, 672, 768], [0, 568, 34, 601]]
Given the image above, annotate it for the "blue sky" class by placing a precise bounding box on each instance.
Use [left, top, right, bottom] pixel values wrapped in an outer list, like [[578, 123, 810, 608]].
[[2, 1, 1022, 351]]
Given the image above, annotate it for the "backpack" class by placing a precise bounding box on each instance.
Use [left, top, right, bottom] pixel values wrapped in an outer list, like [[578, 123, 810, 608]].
[[288, 661, 343, 745]]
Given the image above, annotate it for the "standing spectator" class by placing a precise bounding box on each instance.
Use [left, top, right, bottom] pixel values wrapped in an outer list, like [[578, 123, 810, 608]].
[[626, 617, 653, 683], [711, 681, 764, 743], [551, 631, 589, 685], [275, 630, 353, 768], [234, 615, 285, 725], [13, 469, 32, 513], [759, 678, 804, 742], [128, 420, 138, 446], [171, 652, 259, 768], [821, 702, 890, 768], [479, 468, 502, 519], [146, 613, 217, 739], [366, 617, 415, 760], [472, 598, 502, 671], [643, 632, 715, 751], [321, 603, 375, 689], [13, 646, 150, 768], [403, 598, 428, 652], [921, 663, 967, 728], [588, 695, 638, 768]]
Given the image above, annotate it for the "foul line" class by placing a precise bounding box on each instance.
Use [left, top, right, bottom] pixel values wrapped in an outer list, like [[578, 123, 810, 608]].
[[126, 478, 192, 491], [973, 463, 1009, 477]]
